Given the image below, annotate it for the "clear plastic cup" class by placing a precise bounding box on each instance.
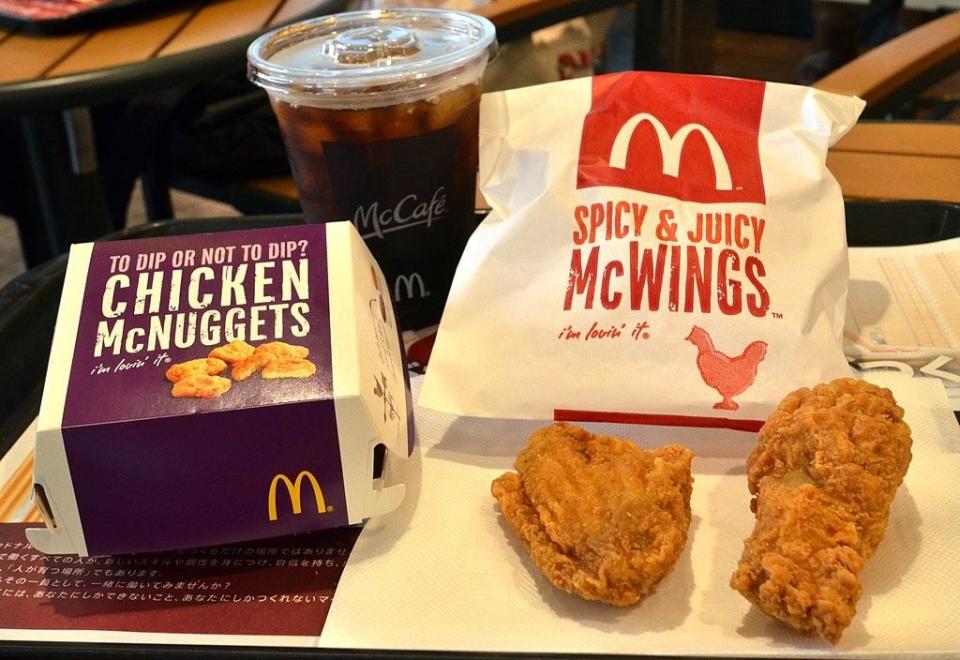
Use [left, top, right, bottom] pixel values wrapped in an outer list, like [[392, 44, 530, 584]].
[[248, 9, 497, 329]]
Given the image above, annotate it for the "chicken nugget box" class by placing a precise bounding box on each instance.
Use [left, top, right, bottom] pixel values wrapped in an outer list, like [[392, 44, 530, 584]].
[[29, 222, 413, 556]]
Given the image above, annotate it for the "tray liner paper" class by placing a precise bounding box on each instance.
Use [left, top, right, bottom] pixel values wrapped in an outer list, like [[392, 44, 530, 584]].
[[0, 372, 956, 652], [321, 372, 960, 657], [0, 523, 360, 636]]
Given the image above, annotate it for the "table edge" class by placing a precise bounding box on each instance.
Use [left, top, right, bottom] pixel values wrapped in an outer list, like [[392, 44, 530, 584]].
[[0, 0, 348, 116]]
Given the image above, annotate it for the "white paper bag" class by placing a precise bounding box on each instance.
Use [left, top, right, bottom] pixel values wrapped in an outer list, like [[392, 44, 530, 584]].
[[421, 73, 865, 429]]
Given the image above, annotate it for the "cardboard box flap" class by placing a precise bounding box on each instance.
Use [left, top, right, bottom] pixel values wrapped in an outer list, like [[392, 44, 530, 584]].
[[328, 222, 413, 460]]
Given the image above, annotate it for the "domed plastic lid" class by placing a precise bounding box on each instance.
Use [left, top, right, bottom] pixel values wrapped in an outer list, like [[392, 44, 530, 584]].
[[248, 8, 497, 106]]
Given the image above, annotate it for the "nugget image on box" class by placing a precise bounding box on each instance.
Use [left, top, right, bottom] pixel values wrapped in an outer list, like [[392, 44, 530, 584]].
[[165, 341, 315, 397], [30, 222, 413, 556]]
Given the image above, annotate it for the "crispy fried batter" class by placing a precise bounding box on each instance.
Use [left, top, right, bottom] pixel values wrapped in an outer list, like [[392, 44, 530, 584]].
[[165, 358, 228, 383], [491, 422, 693, 606], [254, 341, 309, 360], [730, 378, 912, 643], [261, 358, 316, 379], [171, 374, 232, 399], [231, 353, 273, 381], [209, 340, 255, 364]]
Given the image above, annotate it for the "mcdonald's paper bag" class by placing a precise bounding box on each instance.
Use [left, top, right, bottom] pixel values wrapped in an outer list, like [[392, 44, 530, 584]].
[[30, 222, 413, 556], [420, 72, 864, 428]]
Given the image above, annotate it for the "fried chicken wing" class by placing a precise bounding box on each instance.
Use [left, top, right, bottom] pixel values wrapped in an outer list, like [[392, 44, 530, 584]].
[[730, 378, 912, 643], [491, 422, 693, 606]]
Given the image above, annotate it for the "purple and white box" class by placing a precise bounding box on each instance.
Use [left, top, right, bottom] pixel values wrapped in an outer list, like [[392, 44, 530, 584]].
[[30, 222, 413, 556]]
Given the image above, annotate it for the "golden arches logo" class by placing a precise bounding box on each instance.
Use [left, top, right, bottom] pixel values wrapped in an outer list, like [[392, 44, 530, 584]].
[[608, 112, 733, 191], [267, 471, 327, 522]]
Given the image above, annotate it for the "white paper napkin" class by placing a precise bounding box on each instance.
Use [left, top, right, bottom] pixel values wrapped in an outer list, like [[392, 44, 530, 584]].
[[321, 372, 960, 657]]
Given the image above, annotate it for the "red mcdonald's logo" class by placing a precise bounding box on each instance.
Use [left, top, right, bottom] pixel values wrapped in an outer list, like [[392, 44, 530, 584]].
[[577, 73, 766, 204]]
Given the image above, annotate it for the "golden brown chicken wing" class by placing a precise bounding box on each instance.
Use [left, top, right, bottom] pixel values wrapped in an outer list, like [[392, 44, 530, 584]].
[[491, 422, 693, 606], [730, 378, 912, 643]]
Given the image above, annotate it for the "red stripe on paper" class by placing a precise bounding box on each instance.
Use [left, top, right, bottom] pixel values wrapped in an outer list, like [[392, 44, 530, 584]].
[[554, 409, 764, 432]]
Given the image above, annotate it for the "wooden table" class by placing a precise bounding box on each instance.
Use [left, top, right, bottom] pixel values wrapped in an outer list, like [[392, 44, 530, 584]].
[[811, 11, 960, 203], [0, 0, 345, 266], [0, 0, 653, 114], [828, 122, 960, 203], [0, 0, 346, 113], [0, 0, 659, 267]]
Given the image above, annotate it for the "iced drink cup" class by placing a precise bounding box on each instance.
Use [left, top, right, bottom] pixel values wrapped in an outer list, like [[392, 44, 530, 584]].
[[248, 9, 497, 329]]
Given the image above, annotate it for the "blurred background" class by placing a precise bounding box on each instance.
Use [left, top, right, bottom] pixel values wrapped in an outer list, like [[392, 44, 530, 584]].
[[1, 0, 958, 288]]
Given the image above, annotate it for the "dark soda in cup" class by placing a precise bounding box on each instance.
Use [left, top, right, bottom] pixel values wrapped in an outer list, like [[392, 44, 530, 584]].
[[248, 10, 497, 329]]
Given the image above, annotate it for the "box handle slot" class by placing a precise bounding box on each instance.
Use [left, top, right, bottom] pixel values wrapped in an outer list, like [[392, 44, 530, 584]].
[[32, 484, 58, 529]]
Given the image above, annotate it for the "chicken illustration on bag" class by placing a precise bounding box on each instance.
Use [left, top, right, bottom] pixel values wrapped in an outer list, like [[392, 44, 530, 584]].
[[686, 326, 767, 411], [419, 73, 864, 427]]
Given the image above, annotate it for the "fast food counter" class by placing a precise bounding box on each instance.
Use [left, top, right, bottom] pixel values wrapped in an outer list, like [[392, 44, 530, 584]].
[[0, 202, 959, 658]]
